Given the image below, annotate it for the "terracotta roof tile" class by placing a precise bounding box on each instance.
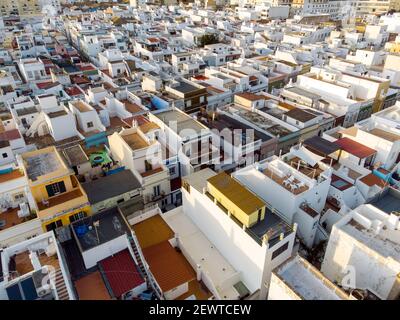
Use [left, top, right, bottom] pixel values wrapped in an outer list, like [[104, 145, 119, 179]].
[[335, 137, 376, 159], [99, 249, 145, 298], [360, 173, 386, 188], [143, 241, 195, 292]]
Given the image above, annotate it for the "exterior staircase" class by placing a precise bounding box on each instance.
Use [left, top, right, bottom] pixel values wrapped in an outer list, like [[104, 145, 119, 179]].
[[54, 268, 70, 300], [130, 233, 163, 299]]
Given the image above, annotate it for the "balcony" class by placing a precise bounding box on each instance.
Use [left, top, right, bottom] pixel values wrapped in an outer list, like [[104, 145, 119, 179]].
[[36, 188, 88, 220]]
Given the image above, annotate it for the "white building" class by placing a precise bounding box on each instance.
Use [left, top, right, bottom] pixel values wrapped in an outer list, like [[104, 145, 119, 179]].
[[17, 58, 49, 83], [269, 254, 351, 300], [179, 168, 296, 299], [233, 154, 332, 248], [321, 204, 400, 300], [148, 108, 219, 177], [108, 126, 171, 207], [0, 232, 75, 300]]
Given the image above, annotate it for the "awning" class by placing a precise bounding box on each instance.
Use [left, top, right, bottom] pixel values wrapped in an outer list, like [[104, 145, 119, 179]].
[[303, 136, 340, 156], [335, 137, 377, 159], [292, 146, 325, 167]]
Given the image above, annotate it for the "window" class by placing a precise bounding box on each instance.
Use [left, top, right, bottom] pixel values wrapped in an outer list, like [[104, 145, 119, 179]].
[[185, 100, 192, 108], [87, 121, 94, 128], [69, 211, 87, 223], [272, 241, 289, 260], [169, 166, 176, 175], [45, 219, 63, 231], [117, 198, 125, 204], [45, 181, 66, 197], [13, 193, 25, 201], [153, 185, 160, 197], [199, 96, 205, 104], [2, 153, 8, 158]]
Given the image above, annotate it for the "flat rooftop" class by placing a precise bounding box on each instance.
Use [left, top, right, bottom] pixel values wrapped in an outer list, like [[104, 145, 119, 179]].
[[247, 206, 293, 246], [285, 86, 321, 100], [24, 150, 62, 181], [368, 188, 400, 214], [341, 215, 400, 261], [132, 214, 174, 249], [122, 132, 150, 151], [285, 108, 318, 122], [72, 207, 131, 252], [0, 208, 25, 232], [368, 128, 400, 143], [72, 101, 92, 113], [183, 168, 217, 193], [274, 255, 348, 300], [171, 81, 200, 94], [199, 113, 272, 143], [155, 109, 206, 135], [62, 144, 89, 166], [74, 271, 112, 300], [82, 170, 141, 205]]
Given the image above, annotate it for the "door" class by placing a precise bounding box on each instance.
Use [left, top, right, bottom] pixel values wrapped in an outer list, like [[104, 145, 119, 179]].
[[46, 181, 66, 197]]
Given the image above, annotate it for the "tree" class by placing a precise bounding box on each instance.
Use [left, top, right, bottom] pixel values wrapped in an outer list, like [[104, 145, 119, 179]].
[[198, 34, 219, 47]]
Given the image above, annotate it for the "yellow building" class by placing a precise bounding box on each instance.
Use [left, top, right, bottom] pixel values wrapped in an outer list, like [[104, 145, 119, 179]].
[[0, 0, 42, 16], [385, 42, 400, 54], [19, 146, 91, 232], [207, 172, 266, 228]]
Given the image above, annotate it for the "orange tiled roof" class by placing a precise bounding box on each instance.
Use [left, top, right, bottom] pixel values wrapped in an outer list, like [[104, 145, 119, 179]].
[[0, 169, 24, 183], [143, 241, 195, 292], [360, 173, 386, 188]]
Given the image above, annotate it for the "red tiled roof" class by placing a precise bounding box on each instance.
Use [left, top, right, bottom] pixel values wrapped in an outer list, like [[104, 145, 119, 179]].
[[65, 86, 83, 96], [360, 173, 386, 188], [148, 37, 159, 43], [71, 75, 90, 84], [0, 129, 21, 141], [78, 64, 96, 71], [235, 92, 264, 101], [335, 137, 376, 159], [99, 249, 145, 298], [193, 75, 209, 81], [36, 81, 54, 89]]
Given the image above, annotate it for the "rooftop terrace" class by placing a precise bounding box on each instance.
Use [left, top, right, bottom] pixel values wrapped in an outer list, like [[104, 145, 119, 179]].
[[72, 207, 131, 252], [122, 131, 150, 151], [24, 150, 62, 181]]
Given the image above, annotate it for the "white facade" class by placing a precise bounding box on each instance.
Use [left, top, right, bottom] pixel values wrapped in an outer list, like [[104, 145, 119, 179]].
[[181, 169, 296, 299], [321, 204, 400, 300]]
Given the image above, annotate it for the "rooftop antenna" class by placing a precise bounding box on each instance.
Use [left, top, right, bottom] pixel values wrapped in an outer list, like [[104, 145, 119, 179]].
[[93, 220, 100, 244]]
